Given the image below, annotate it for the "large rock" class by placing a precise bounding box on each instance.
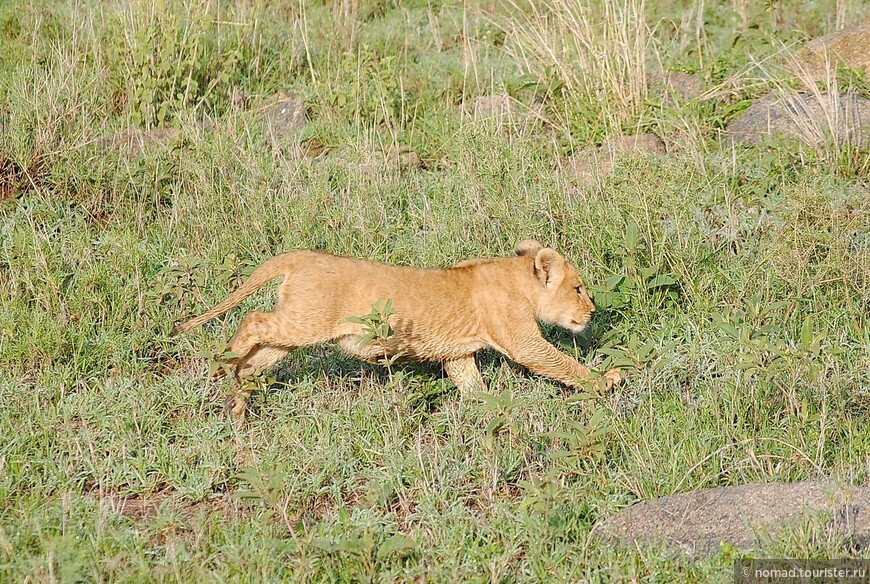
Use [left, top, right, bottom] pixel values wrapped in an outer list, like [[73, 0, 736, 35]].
[[726, 91, 870, 146], [793, 26, 870, 81], [597, 481, 870, 557]]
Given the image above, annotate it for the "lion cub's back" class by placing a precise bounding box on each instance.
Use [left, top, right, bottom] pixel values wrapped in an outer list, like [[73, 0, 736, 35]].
[[278, 252, 480, 325]]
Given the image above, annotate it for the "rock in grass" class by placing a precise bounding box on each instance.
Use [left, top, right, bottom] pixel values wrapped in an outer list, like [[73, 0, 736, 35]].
[[564, 150, 612, 191], [649, 70, 704, 104], [725, 91, 870, 146], [472, 94, 514, 119], [564, 132, 666, 191], [599, 133, 667, 157], [596, 481, 870, 557], [93, 127, 181, 155], [262, 93, 307, 137], [793, 26, 870, 82], [384, 145, 422, 170], [469, 94, 543, 123]]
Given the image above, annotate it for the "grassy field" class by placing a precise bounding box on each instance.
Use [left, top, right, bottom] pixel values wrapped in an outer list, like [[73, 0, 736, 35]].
[[1, 0, 869, 581]]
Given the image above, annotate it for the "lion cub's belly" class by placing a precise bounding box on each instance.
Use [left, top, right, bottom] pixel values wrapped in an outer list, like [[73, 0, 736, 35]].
[[336, 332, 487, 363]]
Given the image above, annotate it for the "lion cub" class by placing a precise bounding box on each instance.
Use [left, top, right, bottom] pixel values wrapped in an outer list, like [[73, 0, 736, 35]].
[[171, 240, 622, 418]]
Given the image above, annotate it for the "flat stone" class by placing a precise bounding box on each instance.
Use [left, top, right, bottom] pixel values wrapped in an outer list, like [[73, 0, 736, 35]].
[[793, 26, 870, 81], [596, 481, 870, 557], [93, 127, 181, 155], [564, 150, 612, 190], [725, 91, 870, 146]]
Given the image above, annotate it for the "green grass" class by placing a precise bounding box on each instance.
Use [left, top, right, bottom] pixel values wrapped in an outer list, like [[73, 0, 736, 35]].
[[1, 0, 869, 581]]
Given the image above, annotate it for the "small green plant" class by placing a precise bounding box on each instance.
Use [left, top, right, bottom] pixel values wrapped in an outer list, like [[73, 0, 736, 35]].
[[312, 522, 416, 577], [597, 334, 679, 374], [543, 407, 612, 470], [592, 222, 680, 313], [192, 344, 238, 379], [104, 0, 243, 127], [342, 298, 403, 379], [712, 308, 826, 383], [147, 255, 207, 311], [517, 469, 562, 515], [149, 254, 256, 313], [212, 253, 258, 290], [319, 43, 404, 128], [235, 463, 297, 534], [474, 388, 523, 447]]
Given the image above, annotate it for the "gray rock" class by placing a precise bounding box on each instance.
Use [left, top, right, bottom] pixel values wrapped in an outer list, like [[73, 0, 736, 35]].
[[793, 26, 870, 82], [596, 481, 870, 557], [726, 91, 870, 146], [262, 93, 306, 137], [650, 71, 704, 103]]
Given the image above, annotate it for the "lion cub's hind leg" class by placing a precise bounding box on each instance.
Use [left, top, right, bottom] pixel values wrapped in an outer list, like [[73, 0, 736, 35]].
[[226, 345, 292, 420], [225, 311, 279, 362], [443, 356, 486, 395], [223, 310, 300, 420]]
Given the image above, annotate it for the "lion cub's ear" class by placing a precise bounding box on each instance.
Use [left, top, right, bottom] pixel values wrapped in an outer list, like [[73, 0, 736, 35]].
[[516, 240, 544, 256], [533, 248, 565, 287]]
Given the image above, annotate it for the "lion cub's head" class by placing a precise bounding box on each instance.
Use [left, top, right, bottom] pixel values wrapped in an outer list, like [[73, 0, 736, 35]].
[[517, 240, 596, 333]]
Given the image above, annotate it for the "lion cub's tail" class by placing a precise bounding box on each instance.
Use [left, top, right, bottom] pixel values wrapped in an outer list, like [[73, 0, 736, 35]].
[[169, 253, 294, 337]]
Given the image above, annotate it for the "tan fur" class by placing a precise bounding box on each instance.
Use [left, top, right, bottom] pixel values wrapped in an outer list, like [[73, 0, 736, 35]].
[[171, 240, 622, 418]]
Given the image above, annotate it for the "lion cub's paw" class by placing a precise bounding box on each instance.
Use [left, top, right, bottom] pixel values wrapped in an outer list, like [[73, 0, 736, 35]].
[[225, 394, 248, 423], [603, 368, 623, 389]]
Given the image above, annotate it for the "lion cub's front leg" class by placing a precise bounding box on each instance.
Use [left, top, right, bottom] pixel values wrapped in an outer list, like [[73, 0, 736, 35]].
[[443, 356, 486, 395], [501, 331, 621, 390]]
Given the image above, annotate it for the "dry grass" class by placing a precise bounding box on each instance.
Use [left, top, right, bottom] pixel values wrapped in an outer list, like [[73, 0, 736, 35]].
[[506, 0, 652, 135]]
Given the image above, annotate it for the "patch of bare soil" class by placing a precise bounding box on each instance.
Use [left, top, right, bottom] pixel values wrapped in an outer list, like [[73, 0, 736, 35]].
[[0, 156, 42, 199]]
